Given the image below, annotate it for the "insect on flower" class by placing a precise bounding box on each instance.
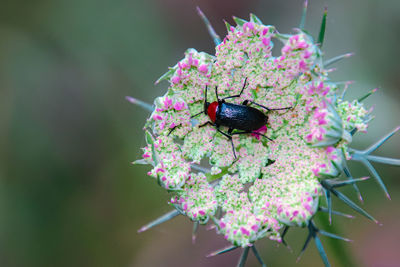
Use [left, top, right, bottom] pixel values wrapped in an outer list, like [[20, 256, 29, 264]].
[[127, 2, 400, 267], [188, 78, 291, 159]]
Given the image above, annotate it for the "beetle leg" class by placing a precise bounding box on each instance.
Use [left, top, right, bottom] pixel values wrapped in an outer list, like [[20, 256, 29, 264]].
[[216, 128, 237, 159], [246, 101, 292, 111], [215, 86, 220, 101], [230, 130, 274, 142], [199, 121, 214, 128], [198, 123, 238, 159], [222, 77, 248, 101], [230, 130, 251, 136], [249, 132, 274, 142], [167, 126, 178, 136]]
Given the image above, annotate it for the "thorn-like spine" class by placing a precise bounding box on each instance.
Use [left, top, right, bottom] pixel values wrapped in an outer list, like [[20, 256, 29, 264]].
[[192, 222, 199, 244], [126, 96, 154, 112], [206, 245, 238, 258], [319, 206, 355, 219], [364, 126, 400, 155], [224, 19, 232, 33], [359, 158, 390, 200], [138, 209, 181, 233], [358, 88, 378, 102], [343, 163, 363, 203], [339, 80, 355, 100], [318, 229, 352, 242], [299, 0, 308, 30], [280, 225, 289, 246], [325, 189, 332, 224], [238, 247, 250, 267], [349, 126, 400, 199], [318, 7, 328, 47], [250, 13, 263, 24], [196, 7, 221, 46], [297, 228, 312, 263], [366, 154, 400, 165], [320, 179, 378, 223], [298, 221, 331, 267], [280, 226, 292, 252], [205, 224, 216, 231], [328, 176, 369, 188], [251, 246, 267, 267], [324, 53, 354, 67], [311, 228, 331, 267], [155, 67, 175, 85]]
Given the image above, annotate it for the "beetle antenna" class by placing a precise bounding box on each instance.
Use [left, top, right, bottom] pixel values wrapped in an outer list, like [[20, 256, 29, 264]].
[[167, 126, 177, 136], [247, 100, 292, 112], [191, 111, 203, 118], [204, 85, 209, 114], [215, 86, 220, 101], [222, 77, 248, 101]]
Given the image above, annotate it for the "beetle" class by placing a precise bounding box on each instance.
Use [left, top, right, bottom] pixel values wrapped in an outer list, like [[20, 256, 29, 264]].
[[189, 78, 291, 159]]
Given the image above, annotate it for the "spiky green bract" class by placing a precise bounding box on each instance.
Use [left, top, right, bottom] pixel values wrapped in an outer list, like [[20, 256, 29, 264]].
[[318, 7, 327, 46], [196, 7, 221, 46], [299, 0, 308, 30], [238, 247, 250, 267], [349, 126, 400, 199], [137, 209, 181, 233]]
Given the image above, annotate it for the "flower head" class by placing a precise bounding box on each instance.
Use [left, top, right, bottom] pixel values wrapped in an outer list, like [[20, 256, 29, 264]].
[[132, 5, 400, 267]]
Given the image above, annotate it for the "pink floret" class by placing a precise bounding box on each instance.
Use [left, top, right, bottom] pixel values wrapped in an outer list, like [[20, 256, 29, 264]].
[[171, 76, 181, 84], [198, 64, 209, 74], [174, 102, 186, 111]]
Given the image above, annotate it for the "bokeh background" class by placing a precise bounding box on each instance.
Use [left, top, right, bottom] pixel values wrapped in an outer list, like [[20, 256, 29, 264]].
[[0, 0, 399, 266]]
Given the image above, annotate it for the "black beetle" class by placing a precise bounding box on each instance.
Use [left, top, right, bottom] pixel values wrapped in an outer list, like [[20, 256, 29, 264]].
[[190, 78, 291, 159]]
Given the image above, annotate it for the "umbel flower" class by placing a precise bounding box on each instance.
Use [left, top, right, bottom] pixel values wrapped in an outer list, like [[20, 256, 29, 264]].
[[128, 3, 399, 266]]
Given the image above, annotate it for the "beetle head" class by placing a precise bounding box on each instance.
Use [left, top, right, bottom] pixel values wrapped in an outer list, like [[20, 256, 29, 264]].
[[207, 101, 218, 122]]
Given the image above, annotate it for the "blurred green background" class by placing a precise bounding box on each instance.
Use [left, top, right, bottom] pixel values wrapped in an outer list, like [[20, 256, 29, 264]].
[[0, 0, 399, 266]]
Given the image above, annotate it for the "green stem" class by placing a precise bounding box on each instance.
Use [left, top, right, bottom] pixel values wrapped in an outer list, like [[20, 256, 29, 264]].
[[205, 166, 230, 183]]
